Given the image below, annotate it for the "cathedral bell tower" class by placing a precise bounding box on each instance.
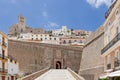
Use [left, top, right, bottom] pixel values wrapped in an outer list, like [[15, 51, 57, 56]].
[[18, 15, 26, 33]]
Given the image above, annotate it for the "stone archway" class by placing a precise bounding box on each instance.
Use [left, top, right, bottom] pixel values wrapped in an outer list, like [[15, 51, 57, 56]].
[[56, 61, 61, 69]]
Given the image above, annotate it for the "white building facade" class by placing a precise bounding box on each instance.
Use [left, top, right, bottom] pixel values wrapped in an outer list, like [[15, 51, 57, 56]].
[[19, 33, 60, 44], [52, 26, 71, 36]]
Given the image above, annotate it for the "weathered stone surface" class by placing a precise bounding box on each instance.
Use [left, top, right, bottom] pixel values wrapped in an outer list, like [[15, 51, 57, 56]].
[[8, 40, 83, 74], [79, 26, 104, 80]]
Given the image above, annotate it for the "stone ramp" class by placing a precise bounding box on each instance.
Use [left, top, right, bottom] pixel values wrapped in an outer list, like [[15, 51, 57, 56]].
[[35, 69, 76, 80]]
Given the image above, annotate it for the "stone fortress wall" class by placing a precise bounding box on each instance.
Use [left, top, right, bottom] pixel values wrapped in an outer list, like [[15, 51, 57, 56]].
[[8, 40, 83, 75], [79, 26, 104, 80]]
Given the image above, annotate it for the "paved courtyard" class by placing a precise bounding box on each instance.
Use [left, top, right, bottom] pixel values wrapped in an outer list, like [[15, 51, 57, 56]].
[[35, 69, 76, 80]]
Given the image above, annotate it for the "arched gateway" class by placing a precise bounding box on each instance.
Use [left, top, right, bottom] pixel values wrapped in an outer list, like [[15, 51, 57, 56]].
[[56, 61, 62, 69]]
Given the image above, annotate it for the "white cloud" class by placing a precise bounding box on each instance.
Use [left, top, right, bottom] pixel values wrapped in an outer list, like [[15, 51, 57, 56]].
[[86, 0, 115, 8], [44, 22, 60, 30]]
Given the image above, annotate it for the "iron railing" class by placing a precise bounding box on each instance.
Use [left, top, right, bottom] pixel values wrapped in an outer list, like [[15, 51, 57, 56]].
[[0, 68, 8, 73], [0, 54, 8, 60], [101, 33, 120, 54], [114, 58, 120, 68]]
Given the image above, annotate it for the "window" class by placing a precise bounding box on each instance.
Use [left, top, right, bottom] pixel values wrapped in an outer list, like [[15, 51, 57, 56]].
[[107, 55, 111, 64], [41, 38, 43, 41], [80, 40, 83, 43], [15, 61, 17, 64], [2, 50, 5, 58], [35, 59, 37, 64], [63, 40, 66, 44], [69, 40, 71, 43], [115, 50, 119, 60], [108, 22, 111, 27], [107, 55, 111, 69], [15, 28, 16, 31], [115, 10, 119, 16], [21, 29, 23, 32], [10, 59, 12, 62], [74, 40, 77, 42], [108, 35, 110, 43], [115, 50, 120, 67], [115, 27, 119, 36]]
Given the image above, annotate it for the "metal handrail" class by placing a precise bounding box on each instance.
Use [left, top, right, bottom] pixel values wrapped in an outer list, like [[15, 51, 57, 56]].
[[101, 33, 120, 54], [0, 53, 8, 60], [0, 68, 8, 72]]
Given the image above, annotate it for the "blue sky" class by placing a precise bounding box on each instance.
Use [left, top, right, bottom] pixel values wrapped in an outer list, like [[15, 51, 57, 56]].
[[0, 0, 114, 33]]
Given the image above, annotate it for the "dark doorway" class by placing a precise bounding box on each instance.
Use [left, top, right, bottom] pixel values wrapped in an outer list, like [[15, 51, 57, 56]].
[[2, 76, 5, 80], [56, 61, 61, 69], [11, 76, 14, 80]]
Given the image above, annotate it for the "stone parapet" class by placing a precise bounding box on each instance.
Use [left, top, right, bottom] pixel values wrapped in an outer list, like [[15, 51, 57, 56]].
[[67, 68, 85, 80], [19, 67, 49, 80], [85, 26, 104, 47]]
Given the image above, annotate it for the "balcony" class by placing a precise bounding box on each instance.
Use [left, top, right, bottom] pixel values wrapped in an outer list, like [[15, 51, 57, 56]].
[[0, 54, 8, 60], [107, 64, 111, 69], [0, 68, 8, 73], [3, 69, 8, 73], [101, 33, 120, 54]]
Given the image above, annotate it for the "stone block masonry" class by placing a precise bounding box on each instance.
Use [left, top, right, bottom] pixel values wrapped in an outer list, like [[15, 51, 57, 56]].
[[79, 26, 104, 80], [8, 40, 83, 75]]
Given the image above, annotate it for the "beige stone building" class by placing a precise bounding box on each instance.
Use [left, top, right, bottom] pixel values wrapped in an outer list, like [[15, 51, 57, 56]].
[[100, 0, 120, 79], [8, 15, 45, 37], [59, 36, 86, 46], [79, 0, 120, 80], [78, 26, 104, 80]]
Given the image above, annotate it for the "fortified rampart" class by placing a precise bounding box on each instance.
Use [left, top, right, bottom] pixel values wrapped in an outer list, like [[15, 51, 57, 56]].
[[79, 26, 104, 80], [8, 40, 83, 75]]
